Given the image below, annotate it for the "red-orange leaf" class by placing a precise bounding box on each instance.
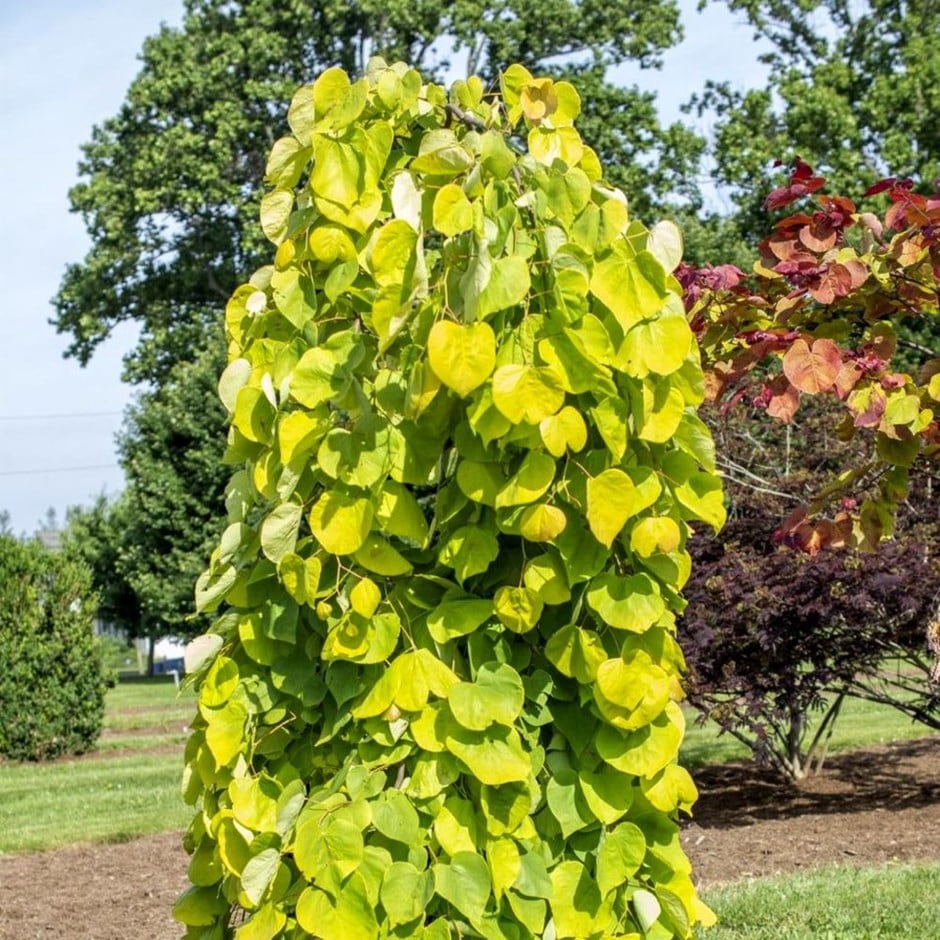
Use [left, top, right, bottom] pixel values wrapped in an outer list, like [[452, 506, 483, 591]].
[[765, 375, 800, 422], [834, 361, 863, 399], [799, 220, 837, 253], [782, 338, 842, 394]]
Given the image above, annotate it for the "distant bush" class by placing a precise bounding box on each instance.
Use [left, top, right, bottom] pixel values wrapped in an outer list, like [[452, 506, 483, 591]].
[[0, 534, 109, 760]]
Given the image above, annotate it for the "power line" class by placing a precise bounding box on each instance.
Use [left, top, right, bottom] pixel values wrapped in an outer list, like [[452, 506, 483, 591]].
[[0, 464, 121, 477], [0, 410, 124, 422]]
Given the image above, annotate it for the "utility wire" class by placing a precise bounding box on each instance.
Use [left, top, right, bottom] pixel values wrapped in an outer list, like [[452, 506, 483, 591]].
[[0, 464, 121, 477], [0, 411, 124, 421]]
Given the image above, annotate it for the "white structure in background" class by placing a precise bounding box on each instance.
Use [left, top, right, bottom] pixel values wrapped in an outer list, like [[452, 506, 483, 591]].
[[134, 635, 186, 679]]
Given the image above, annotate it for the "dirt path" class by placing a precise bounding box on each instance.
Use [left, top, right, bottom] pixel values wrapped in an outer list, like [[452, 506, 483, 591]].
[[0, 831, 186, 940], [1, 737, 937, 938]]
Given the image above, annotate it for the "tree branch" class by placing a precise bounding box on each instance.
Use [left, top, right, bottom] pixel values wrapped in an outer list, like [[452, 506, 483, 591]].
[[444, 102, 487, 134]]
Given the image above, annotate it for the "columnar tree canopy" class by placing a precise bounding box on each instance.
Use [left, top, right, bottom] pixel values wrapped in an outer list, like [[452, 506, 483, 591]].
[[177, 61, 723, 938]]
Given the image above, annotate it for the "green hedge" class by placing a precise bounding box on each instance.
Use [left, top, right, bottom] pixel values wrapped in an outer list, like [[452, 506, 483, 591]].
[[0, 534, 109, 760]]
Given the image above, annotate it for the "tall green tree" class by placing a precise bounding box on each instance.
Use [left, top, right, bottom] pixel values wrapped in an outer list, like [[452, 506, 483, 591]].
[[64, 345, 229, 648], [693, 0, 940, 242], [55, 0, 703, 384], [115, 343, 231, 639], [63, 496, 142, 639]]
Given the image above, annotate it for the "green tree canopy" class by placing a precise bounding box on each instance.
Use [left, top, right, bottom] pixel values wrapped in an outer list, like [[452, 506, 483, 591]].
[[116, 343, 231, 638], [64, 496, 142, 639], [64, 345, 229, 645], [54, 0, 703, 384], [694, 0, 940, 241]]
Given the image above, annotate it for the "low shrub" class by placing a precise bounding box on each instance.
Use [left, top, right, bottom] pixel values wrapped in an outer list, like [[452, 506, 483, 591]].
[[0, 534, 109, 760]]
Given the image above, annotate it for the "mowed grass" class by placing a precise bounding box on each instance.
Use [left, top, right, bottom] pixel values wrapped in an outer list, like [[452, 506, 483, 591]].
[[681, 692, 939, 769], [1, 675, 937, 860], [698, 862, 940, 939], [98, 678, 194, 750], [0, 678, 196, 853]]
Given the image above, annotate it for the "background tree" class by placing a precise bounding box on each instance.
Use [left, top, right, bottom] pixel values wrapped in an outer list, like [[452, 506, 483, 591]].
[[116, 345, 231, 640], [64, 496, 142, 639], [680, 403, 940, 780], [64, 345, 230, 659], [692, 0, 940, 248], [55, 0, 703, 385]]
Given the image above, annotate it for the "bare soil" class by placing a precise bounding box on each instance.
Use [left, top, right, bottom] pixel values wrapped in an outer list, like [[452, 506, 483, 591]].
[[0, 737, 937, 939], [682, 736, 940, 887]]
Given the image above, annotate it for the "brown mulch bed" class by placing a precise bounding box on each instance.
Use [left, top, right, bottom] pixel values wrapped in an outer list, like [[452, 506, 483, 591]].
[[0, 737, 937, 938], [682, 736, 940, 887]]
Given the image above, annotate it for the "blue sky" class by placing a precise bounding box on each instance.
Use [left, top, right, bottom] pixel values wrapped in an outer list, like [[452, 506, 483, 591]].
[[0, 0, 767, 535]]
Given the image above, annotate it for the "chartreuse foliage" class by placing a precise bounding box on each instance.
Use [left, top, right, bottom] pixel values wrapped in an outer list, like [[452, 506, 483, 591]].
[[177, 60, 723, 939]]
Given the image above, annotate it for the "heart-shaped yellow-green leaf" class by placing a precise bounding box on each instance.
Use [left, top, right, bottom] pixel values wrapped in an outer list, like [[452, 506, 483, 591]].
[[586, 469, 637, 547], [495, 452, 556, 508], [427, 321, 497, 398], [616, 307, 692, 378], [595, 701, 684, 777], [630, 517, 681, 557], [368, 219, 419, 288], [260, 189, 293, 244], [308, 224, 357, 264], [349, 577, 381, 617], [494, 585, 544, 633], [277, 408, 331, 465], [491, 364, 565, 425], [539, 407, 588, 457], [260, 502, 302, 564], [376, 480, 429, 546], [578, 769, 634, 826], [432, 183, 474, 237], [647, 220, 684, 273], [478, 256, 531, 319], [545, 625, 605, 684], [590, 245, 669, 329], [928, 372, 940, 401], [427, 598, 494, 644], [457, 460, 504, 507], [523, 553, 571, 605], [674, 472, 727, 532], [277, 553, 321, 605], [447, 662, 525, 731], [593, 654, 671, 730], [321, 611, 400, 664], [352, 534, 413, 576], [308, 489, 373, 555], [586, 572, 665, 633], [634, 379, 686, 443], [444, 725, 531, 785], [589, 398, 628, 461], [519, 503, 567, 542]]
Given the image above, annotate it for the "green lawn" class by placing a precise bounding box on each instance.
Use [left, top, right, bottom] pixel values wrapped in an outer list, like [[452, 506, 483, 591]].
[[0, 678, 195, 854], [699, 862, 940, 939], [680, 693, 938, 769], [1, 677, 936, 862], [0, 753, 192, 852]]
